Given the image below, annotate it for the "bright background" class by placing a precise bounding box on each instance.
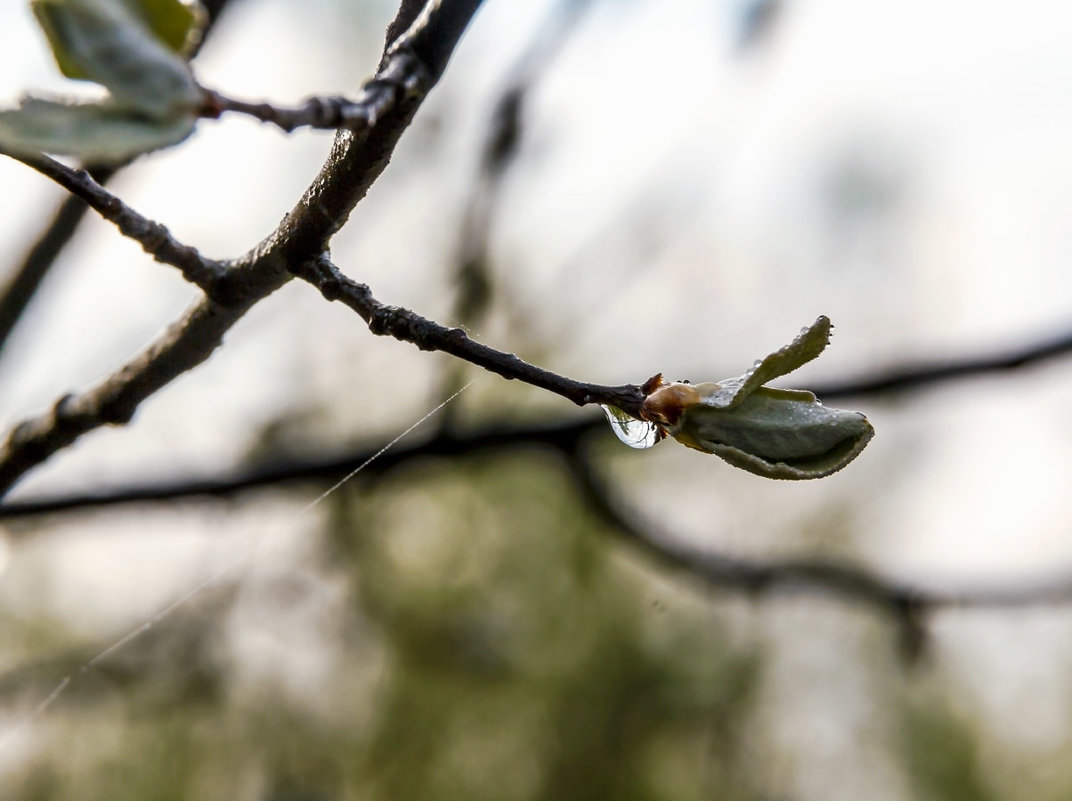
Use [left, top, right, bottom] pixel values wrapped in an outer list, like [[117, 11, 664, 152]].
[[3, 1, 1072, 799]]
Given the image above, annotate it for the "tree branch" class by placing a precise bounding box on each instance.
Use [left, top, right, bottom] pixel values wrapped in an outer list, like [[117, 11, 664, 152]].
[[0, 0, 487, 497], [7, 310, 1072, 514], [0, 297, 247, 495], [382, 0, 485, 81], [201, 91, 381, 132], [292, 254, 648, 413], [3, 0, 1070, 628], [0, 0, 235, 362]]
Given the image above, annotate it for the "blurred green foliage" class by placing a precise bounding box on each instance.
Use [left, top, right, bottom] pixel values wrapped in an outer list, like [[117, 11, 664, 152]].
[[4, 449, 761, 800], [5, 447, 1067, 800], [901, 699, 997, 801]]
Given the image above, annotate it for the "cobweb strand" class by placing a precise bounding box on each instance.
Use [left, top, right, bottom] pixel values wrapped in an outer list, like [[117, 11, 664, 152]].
[[0, 380, 475, 755]]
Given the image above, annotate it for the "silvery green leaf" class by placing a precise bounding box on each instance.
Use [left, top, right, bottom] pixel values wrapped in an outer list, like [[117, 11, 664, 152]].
[[636, 316, 873, 479], [670, 386, 874, 479], [31, 0, 201, 118], [0, 97, 197, 163], [700, 315, 833, 409]]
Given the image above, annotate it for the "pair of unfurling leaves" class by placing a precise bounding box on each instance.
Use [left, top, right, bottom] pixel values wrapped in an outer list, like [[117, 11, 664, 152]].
[[604, 316, 874, 480], [0, 0, 206, 163]]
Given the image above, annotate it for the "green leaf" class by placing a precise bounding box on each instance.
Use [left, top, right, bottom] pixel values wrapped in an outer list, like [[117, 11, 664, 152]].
[[0, 97, 197, 163], [670, 386, 874, 479], [698, 315, 833, 409], [636, 316, 874, 479], [33, 0, 92, 81], [30, 0, 201, 118], [114, 0, 206, 54]]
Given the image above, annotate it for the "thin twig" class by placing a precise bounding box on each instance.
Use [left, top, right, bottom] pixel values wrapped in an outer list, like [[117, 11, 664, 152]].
[[202, 91, 384, 132], [437, 0, 596, 424], [1, 151, 228, 294], [292, 254, 647, 414]]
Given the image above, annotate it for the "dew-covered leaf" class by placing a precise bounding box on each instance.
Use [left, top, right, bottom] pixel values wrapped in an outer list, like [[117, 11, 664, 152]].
[[670, 386, 874, 479], [700, 315, 833, 409], [631, 317, 873, 479], [0, 97, 197, 163]]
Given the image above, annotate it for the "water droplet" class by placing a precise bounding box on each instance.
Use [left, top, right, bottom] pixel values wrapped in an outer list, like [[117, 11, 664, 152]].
[[601, 405, 659, 449]]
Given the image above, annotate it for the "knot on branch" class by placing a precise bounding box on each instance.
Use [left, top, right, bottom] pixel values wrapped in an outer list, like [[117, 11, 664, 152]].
[[206, 269, 260, 309], [140, 222, 182, 260], [6, 394, 78, 464], [52, 393, 78, 425], [368, 305, 403, 336], [99, 398, 137, 425], [343, 52, 431, 132], [446, 327, 470, 344], [8, 423, 49, 464], [320, 278, 343, 301]]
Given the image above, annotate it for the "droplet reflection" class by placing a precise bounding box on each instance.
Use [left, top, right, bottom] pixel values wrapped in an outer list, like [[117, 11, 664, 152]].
[[601, 405, 659, 449]]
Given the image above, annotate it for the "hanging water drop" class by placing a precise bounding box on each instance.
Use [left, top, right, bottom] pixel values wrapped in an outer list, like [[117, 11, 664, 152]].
[[601, 405, 660, 449]]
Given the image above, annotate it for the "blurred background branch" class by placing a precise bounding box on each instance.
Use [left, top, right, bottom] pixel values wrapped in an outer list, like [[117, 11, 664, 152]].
[[438, 0, 597, 423], [5, 312, 1070, 515]]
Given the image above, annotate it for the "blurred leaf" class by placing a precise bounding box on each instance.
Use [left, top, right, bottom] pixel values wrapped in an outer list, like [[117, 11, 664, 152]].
[[902, 702, 999, 801], [0, 97, 196, 163], [31, 0, 201, 118], [116, 0, 206, 54]]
